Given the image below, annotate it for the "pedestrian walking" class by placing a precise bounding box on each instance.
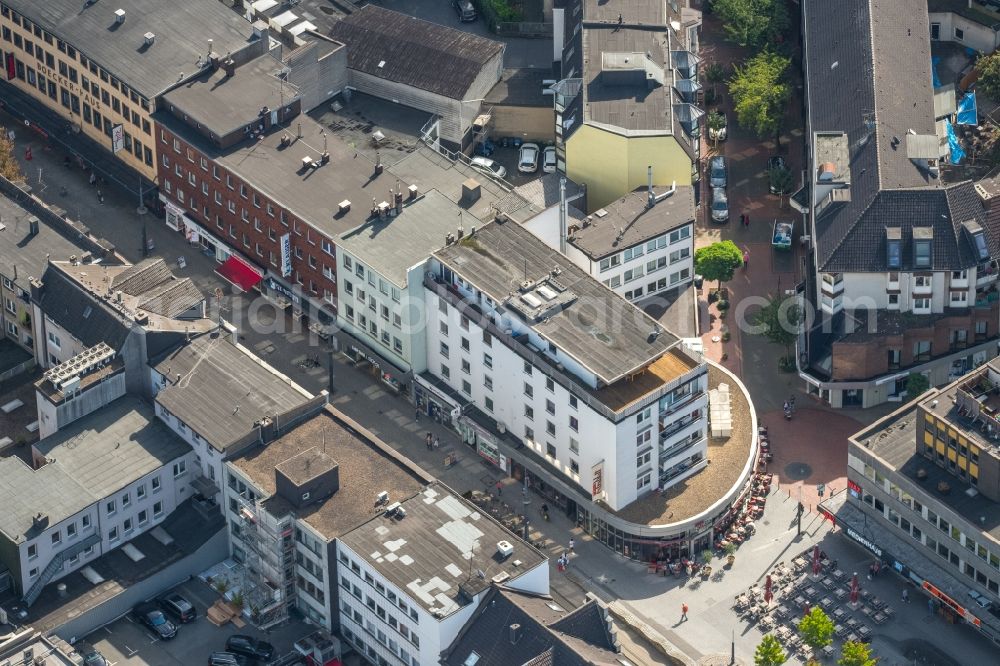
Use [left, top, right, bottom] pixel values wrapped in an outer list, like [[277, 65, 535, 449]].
[[743, 250, 749, 268], [433, 435, 440, 449], [902, 589, 909, 603], [745, 213, 750, 228], [425, 432, 433, 450], [415, 407, 421, 421], [97, 188, 104, 204], [681, 603, 688, 621], [495, 480, 503, 495], [569, 538, 575, 553]]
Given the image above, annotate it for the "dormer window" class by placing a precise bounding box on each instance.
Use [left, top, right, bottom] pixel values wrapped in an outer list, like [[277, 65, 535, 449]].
[[974, 232, 989, 260], [963, 220, 989, 261], [886, 227, 901, 269], [913, 227, 934, 269]]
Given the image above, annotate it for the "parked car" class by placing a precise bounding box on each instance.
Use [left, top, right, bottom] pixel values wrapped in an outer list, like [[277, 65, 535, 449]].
[[133, 602, 178, 639], [159, 592, 197, 623], [470, 156, 507, 180], [969, 589, 993, 610], [542, 146, 557, 173], [208, 652, 248, 666], [518, 143, 541, 173], [767, 155, 791, 194], [711, 187, 730, 223], [225, 635, 275, 661], [708, 111, 728, 142], [453, 0, 477, 22], [709, 155, 727, 189], [82, 650, 109, 666]]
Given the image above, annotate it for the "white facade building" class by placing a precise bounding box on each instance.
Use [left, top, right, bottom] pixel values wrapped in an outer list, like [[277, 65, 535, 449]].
[[420, 220, 708, 512]]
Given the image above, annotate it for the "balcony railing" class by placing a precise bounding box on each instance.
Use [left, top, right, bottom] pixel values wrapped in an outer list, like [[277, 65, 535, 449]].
[[661, 411, 703, 439], [660, 434, 705, 463]]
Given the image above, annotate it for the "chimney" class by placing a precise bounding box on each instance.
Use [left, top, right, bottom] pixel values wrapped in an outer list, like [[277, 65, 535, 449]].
[[559, 176, 568, 254], [28, 216, 39, 236], [374, 151, 384, 176], [114, 8, 125, 24], [509, 623, 521, 644], [223, 57, 236, 78], [207, 38, 214, 57], [461, 178, 481, 205], [647, 165, 655, 208], [143, 32, 155, 47], [408, 184, 419, 200]]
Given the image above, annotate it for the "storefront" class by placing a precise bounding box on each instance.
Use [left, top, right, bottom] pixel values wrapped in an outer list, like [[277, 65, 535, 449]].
[[456, 416, 509, 474], [163, 200, 227, 261], [413, 372, 465, 432], [334, 331, 410, 395]]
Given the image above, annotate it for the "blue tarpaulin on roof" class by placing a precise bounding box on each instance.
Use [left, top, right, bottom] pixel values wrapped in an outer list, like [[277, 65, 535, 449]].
[[957, 91, 978, 125], [946, 119, 965, 164], [932, 56, 942, 88]]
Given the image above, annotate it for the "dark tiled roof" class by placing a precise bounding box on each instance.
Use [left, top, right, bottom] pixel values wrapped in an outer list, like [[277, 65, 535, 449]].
[[38, 265, 130, 350], [111, 258, 174, 295], [328, 6, 504, 99], [822, 182, 998, 272], [442, 587, 620, 666], [806, 0, 947, 271], [108, 258, 204, 318]]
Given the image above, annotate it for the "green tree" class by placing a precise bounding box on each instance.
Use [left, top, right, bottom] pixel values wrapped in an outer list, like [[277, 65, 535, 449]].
[[707, 110, 727, 146], [712, 0, 789, 48], [750, 293, 802, 359], [704, 62, 727, 98], [694, 240, 743, 291], [0, 126, 25, 182], [754, 634, 787, 666], [977, 51, 1000, 101], [798, 606, 835, 650], [729, 52, 791, 147], [769, 165, 794, 205], [838, 640, 877, 666], [906, 372, 931, 398]]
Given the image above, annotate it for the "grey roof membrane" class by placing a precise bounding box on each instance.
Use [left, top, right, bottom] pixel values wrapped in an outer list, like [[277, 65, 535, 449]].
[[0, 194, 87, 293]]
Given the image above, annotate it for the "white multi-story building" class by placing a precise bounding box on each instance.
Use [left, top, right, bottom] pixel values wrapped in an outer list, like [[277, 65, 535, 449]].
[[0, 394, 195, 605], [336, 483, 548, 666], [149, 329, 323, 496], [418, 219, 708, 512], [525, 179, 696, 303]]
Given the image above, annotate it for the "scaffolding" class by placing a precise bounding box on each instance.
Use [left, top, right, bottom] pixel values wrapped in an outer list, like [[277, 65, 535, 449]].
[[234, 492, 296, 629]]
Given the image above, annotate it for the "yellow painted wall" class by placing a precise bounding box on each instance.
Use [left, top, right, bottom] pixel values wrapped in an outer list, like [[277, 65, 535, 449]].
[[566, 124, 693, 212]]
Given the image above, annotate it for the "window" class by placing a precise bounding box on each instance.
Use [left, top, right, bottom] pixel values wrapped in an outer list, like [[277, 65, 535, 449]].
[[524, 405, 534, 419], [153, 501, 163, 517], [569, 395, 578, 410], [123, 518, 133, 533], [29, 568, 38, 580], [546, 421, 556, 436], [484, 375, 493, 390], [121, 492, 130, 508], [637, 472, 651, 490], [106, 499, 116, 515], [569, 415, 579, 432], [151, 476, 161, 492], [914, 240, 932, 268], [913, 297, 930, 312], [138, 509, 148, 525], [523, 361, 533, 376], [462, 379, 472, 395], [67, 523, 76, 538], [483, 353, 493, 369], [441, 364, 451, 379], [636, 449, 652, 467], [546, 443, 557, 458], [524, 382, 534, 398], [955, 27, 965, 40], [440, 342, 449, 358], [173, 460, 186, 477], [109, 527, 119, 543], [82, 515, 91, 529], [461, 359, 471, 374], [28, 544, 37, 560]]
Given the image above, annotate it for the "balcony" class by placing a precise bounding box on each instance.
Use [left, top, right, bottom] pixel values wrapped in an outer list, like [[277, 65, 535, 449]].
[[660, 434, 706, 465], [661, 410, 704, 440], [660, 388, 705, 418], [820, 275, 844, 296], [912, 280, 933, 296], [976, 261, 999, 287]]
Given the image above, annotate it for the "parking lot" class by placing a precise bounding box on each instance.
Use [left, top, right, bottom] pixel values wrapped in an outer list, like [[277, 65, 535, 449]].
[[77, 579, 317, 666]]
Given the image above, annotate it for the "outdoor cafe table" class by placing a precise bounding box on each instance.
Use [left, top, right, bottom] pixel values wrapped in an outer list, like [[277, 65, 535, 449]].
[[834, 588, 847, 600], [833, 608, 846, 620]]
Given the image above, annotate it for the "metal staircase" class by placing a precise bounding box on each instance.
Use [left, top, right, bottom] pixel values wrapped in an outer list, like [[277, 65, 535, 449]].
[[23, 532, 101, 606]]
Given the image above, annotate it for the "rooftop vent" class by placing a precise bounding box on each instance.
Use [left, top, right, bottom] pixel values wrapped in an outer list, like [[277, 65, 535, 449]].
[[497, 540, 514, 559], [114, 8, 125, 23], [338, 200, 352, 214], [509, 623, 521, 645], [144, 32, 155, 46], [376, 490, 389, 504]]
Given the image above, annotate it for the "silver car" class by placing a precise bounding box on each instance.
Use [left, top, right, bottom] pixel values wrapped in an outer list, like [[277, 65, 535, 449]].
[[709, 155, 727, 189], [711, 187, 729, 223]]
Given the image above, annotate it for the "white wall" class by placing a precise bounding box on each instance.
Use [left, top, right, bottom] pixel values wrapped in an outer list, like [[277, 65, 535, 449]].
[[17, 503, 98, 597], [930, 11, 1000, 53]]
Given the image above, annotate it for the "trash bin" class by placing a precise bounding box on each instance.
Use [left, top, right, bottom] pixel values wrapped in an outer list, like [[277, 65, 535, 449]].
[[694, 274, 704, 289]]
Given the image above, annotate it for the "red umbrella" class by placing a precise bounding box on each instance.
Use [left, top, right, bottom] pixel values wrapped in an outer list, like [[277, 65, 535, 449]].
[[850, 573, 860, 604], [764, 574, 773, 604], [812, 545, 822, 576]]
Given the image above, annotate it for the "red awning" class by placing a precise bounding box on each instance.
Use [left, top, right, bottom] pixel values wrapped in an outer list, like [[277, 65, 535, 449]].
[[216, 255, 263, 291]]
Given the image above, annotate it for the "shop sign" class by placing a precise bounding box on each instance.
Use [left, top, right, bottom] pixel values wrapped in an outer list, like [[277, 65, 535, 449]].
[[922, 581, 981, 627], [112, 124, 124, 153], [477, 437, 501, 466], [591, 460, 604, 499], [350, 344, 381, 370], [845, 527, 883, 559], [165, 201, 183, 231], [265, 277, 300, 305], [847, 479, 862, 498], [280, 233, 292, 278]]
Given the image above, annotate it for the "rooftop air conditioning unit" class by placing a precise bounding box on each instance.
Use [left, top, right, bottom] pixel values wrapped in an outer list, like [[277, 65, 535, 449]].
[[497, 540, 514, 559], [376, 490, 389, 504], [395, 506, 406, 518], [144, 32, 155, 46], [385, 501, 401, 516], [339, 200, 351, 214], [114, 8, 125, 24]]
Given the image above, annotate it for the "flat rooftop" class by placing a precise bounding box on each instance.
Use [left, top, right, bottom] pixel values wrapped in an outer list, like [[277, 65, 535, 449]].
[[154, 110, 536, 243], [583, 0, 669, 25], [152, 332, 314, 452], [0, 372, 41, 452], [312, 91, 425, 168], [162, 53, 301, 138], [611, 364, 755, 525], [34, 395, 190, 499], [583, 26, 671, 133], [484, 68, 556, 107], [5, 0, 254, 99], [852, 403, 1000, 540], [0, 193, 88, 293], [340, 482, 547, 618], [338, 190, 480, 286], [434, 220, 678, 386], [230, 409, 426, 540], [919, 362, 1000, 454], [570, 186, 695, 260]]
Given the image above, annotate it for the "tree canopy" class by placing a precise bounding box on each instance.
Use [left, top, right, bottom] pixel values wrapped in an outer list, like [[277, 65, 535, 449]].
[[754, 634, 787, 666], [906, 372, 931, 398], [798, 606, 835, 649], [712, 0, 789, 48], [695, 240, 743, 289], [729, 51, 791, 144], [751, 293, 802, 355], [838, 640, 877, 666], [977, 51, 1000, 101]]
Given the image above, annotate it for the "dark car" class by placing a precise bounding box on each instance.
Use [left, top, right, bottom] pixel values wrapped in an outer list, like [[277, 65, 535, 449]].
[[767, 155, 791, 194], [208, 652, 248, 666], [82, 650, 109, 666], [133, 602, 178, 639], [159, 592, 197, 623], [225, 635, 275, 661]]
